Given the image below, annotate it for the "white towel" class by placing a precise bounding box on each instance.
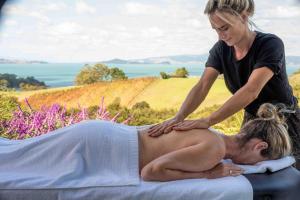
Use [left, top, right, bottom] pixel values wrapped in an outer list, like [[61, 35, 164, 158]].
[[0, 120, 139, 189], [238, 156, 295, 174]]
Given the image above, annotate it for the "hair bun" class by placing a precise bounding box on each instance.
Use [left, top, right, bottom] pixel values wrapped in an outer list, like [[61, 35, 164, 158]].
[[257, 103, 285, 124]]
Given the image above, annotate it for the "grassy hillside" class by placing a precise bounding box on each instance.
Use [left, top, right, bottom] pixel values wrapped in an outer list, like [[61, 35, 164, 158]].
[[10, 77, 231, 111], [2, 73, 299, 111]]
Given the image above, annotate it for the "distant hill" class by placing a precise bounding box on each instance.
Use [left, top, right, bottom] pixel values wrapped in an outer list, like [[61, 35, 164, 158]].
[[0, 58, 48, 64], [101, 54, 300, 65], [1, 54, 299, 65], [101, 54, 209, 65]]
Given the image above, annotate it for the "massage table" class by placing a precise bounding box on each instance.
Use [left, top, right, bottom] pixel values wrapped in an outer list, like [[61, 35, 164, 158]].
[[245, 166, 300, 200], [0, 167, 299, 200]]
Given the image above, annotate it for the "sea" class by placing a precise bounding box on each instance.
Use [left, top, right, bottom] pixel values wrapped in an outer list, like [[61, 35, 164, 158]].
[[0, 63, 299, 88]]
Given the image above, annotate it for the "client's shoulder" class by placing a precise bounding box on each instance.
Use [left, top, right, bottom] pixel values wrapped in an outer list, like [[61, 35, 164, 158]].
[[198, 129, 226, 158]]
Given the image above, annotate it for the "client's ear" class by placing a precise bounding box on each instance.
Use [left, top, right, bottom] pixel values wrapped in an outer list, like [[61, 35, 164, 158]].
[[255, 141, 268, 151]]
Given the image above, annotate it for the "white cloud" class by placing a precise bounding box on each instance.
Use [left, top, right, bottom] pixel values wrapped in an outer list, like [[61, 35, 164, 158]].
[[260, 5, 300, 19], [142, 27, 164, 38], [124, 2, 163, 15], [49, 22, 84, 36], [3, 19, 17, 26], [28, 11, 50, 23], [3, 5, 27, 16], [0, 0, 299, 62], [75, 1, 96, 14], [42, 2, 67, 12]]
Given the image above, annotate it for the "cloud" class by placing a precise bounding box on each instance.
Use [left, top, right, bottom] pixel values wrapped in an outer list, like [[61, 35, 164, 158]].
[[259, 5, 300, 19], [48, 22, 84, 36], [75, 0, 96, 14], [0, 0, 299, 62], [124, 2, 163, 15], [28, 11, 50, 23], [3, 19, 17, 26], [3, 4, 26, 16], [41, 2, 67, 12], [141, 27, 164, 38]]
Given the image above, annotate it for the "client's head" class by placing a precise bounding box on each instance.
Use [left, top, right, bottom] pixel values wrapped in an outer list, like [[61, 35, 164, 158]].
[[232, 103, 292, 165]]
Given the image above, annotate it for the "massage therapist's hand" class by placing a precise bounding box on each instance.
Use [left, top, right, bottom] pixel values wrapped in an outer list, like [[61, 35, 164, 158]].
[[147, 117, 183, 137], [172, 118, 211, 131], [205, 163, 244, 179]]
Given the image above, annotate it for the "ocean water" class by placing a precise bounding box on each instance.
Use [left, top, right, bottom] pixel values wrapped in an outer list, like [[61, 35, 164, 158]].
[[0, 63, 299, 88]]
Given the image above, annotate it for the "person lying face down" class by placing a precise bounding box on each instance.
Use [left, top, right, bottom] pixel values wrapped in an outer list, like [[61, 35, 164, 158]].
[[139, 103, 292, 181]]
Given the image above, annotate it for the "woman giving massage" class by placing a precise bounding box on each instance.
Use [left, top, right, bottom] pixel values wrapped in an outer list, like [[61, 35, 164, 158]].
[[148, 0, 300, 169]]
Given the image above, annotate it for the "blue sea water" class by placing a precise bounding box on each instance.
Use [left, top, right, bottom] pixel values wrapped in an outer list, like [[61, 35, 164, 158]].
[[0, 63, 299, 88]]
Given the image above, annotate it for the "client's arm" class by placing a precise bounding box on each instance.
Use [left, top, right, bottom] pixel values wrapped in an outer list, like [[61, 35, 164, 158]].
[[141, 141, 225, 181]]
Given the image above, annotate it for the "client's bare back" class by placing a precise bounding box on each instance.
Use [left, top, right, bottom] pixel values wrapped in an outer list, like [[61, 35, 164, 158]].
[[138, 128, 225, 170]]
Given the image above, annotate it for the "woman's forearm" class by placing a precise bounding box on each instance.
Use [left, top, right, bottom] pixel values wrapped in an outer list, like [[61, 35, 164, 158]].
[[176, 84, 208, 120], [141, 167, 208, 182], [208, 84, 258, 126], [175, 68, 219, 120], [207, 67, 274, 126]]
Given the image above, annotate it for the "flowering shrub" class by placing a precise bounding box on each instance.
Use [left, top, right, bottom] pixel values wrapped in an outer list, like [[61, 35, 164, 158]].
[[0, 97, 131, 140]]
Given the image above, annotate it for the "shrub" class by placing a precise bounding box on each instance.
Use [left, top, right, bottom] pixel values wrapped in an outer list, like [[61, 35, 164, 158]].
[[0, 95, 18, 121], [175, 67, 189, 78], [160, 72, 170, 79], [0, 97, 130, 139], [132, 101, 150, 110], [19, 82, 47, 91], [110, 67, 128, 81], [0, 73, 47, 89]]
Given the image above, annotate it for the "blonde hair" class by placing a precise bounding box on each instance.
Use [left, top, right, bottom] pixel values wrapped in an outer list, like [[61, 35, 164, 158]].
[[204, 0, 257, 29], [204, 0, 255, 16], [238, 103, 292, 159]]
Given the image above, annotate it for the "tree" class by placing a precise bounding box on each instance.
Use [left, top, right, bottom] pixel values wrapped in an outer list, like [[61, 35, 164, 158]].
[[75, 65, 100, 85], [160, 72, 170, 79], [75, 64, 127, 85], [110, 67, 128, 81], [0, 73, 18, 87], [0, 73, 46, 90], [175, 67, 189, 78]]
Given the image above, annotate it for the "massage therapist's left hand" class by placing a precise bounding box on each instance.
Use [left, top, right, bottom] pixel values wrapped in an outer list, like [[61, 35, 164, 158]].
[[172, 118, 211, 131]]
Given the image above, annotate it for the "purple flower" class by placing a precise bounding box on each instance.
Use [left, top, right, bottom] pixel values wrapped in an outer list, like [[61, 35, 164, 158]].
[[0, 97, 131, 140]]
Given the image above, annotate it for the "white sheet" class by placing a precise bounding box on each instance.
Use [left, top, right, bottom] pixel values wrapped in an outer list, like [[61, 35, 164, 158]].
[[0, 120, 139, 189], [0, 121, 254, 200], [0, 177, 253, 200]]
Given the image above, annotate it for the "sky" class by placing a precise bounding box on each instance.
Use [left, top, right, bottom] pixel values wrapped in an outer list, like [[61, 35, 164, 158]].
[[0, 0, 300, 63]]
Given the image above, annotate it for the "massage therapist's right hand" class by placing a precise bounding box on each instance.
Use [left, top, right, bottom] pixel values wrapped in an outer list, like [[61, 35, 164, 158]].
[[147, 117, 183, 137]]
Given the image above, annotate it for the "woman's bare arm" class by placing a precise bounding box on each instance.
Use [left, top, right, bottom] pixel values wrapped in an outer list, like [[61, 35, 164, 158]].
[[207, 67, 274, 126], [148, 67, 219, 136], [175, 67, 219, 120], [141, 139, 224, 181]]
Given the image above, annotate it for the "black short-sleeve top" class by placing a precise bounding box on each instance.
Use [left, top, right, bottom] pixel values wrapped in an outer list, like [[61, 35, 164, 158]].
[[205, 31, 298, 115]]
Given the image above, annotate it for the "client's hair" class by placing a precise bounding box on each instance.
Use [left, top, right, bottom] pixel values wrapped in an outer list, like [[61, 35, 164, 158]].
[[238, 103, 292, 159]]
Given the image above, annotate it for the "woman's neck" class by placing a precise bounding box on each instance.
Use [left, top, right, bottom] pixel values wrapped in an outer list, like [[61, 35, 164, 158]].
[[221, 134, 241, 159], [234, 29, 256, 56]]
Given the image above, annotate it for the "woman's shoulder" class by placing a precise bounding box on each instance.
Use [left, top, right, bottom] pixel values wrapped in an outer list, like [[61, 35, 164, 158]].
[[255, 31, 284, 47]]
